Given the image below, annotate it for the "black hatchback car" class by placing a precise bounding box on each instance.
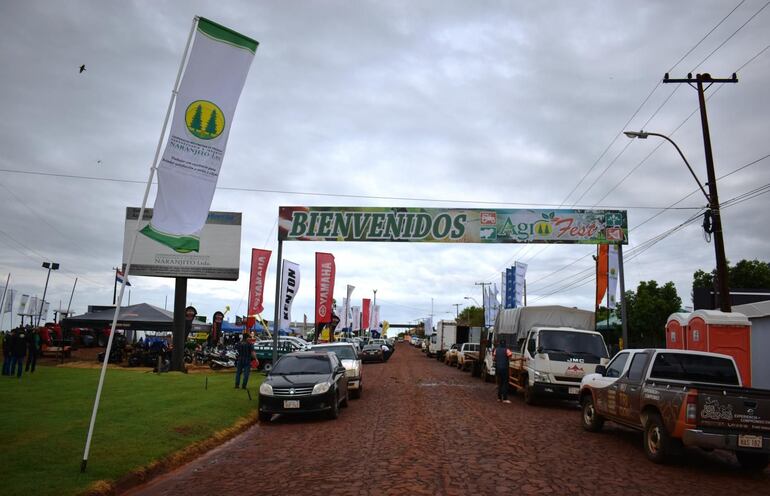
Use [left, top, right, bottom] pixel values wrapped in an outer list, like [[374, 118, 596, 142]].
[[259, 351, 349, 422]]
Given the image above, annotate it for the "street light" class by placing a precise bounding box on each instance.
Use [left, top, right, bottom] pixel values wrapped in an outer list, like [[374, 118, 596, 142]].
[[464, 296, 479, 306], [624, 129, 731, 311], [38, 262, 59, 326]]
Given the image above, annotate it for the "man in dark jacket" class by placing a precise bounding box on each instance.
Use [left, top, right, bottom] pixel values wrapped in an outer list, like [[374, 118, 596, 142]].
[[493, 339, 513, 403], [10, 328, 28, 378], [2, 331, 12, 376], [234, 332, 256, 389], [25, 328, 40, 373]]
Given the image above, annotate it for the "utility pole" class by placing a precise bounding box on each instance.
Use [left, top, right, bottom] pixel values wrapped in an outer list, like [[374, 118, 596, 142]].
[[452, 303, 461, 321], [473, 282, 491, 377], [663, 72, 736, 312]]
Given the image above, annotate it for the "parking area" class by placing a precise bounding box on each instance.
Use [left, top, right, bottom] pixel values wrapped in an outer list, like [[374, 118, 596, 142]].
[[126, 343, 769, 495]]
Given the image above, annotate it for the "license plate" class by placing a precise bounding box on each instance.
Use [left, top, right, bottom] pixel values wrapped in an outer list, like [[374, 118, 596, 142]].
[[738, 434, 763, 449], [568, 387, 580, 395], [283, 400, 300, 409]]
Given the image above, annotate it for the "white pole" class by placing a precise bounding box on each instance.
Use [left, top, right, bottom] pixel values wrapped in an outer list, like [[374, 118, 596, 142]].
[[0, 273, 9, 331], [80, 16, 199, 473]]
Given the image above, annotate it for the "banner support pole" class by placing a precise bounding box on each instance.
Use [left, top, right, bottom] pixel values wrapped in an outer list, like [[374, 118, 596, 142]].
[[271, 238, 284, 364], [80, 16, 199, 474], [618, 243, 628, 349]]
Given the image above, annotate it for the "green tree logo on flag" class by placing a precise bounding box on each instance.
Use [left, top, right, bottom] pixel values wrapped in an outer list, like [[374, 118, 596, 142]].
[[185, 100, 225, 139]]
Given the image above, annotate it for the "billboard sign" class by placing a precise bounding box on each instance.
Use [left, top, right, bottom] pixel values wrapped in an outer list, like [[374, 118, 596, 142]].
[[123, 207, 241, 280], [279, 207, 627, 244]]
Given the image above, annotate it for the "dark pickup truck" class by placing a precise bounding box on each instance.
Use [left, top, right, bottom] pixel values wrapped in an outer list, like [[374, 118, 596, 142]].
[[579, 348, 770, 471]]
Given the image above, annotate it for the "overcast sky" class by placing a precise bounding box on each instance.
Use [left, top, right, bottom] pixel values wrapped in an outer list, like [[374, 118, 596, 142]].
[[1, 0, 768, 330]]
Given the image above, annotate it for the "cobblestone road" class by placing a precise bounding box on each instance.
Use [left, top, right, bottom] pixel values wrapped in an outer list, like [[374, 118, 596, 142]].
[[126, 344, 769, 496]]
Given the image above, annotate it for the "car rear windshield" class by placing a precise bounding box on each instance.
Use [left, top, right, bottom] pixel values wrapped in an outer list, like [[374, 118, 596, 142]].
[[649, 353, 740, 385], [313, 345, 357, 360], [272, 355, 331, 375], [539, 331, 608, 359]]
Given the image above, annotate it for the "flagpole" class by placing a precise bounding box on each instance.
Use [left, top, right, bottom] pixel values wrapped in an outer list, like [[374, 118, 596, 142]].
[[271, 239, 284, 364], [0, 274, 10, 332], [80, 16, 199, 474]]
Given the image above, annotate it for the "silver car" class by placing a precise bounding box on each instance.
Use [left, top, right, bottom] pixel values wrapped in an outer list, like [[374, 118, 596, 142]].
[[310, 342, 363, 399]]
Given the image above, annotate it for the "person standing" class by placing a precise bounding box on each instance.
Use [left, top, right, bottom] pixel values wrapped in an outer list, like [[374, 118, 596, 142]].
[[10, 327, 28, 378], [493, 339, 513, 403], [2, 331, 11, 376], [234, 332, 255, 389], [209, 311, 224, 349], [25, 328, 40, 373]]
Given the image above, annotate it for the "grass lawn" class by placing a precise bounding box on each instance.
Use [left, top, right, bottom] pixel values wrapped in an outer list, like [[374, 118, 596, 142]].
[[0, 364, 261, 496]]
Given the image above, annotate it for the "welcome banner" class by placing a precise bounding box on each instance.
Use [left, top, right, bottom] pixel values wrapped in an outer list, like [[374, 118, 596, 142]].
[[248, 249, 271, 317], [142, 18, 257, 253], [315, 252, 335, 324], [279, 207, 627, 244], [279, 260, 300, 332]]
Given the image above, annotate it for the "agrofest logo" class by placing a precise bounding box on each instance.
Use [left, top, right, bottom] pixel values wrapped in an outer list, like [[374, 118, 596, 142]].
[[185, 100, 225, 140]]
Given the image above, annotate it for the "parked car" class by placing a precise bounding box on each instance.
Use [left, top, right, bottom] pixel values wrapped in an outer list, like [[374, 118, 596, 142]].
[[580, 348, 770, 470], [360, 343, 385, 363], [311, 343, 363, 399], [259, 351, 349, 422], [457, 342, 480, 371], [444, 343, 459, 366]]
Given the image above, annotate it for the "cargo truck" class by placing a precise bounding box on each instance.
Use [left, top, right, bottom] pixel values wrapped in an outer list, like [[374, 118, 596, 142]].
[[487, 305, 610, 404]]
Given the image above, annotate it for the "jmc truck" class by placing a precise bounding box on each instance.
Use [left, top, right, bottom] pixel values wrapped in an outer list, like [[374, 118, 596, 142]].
[[490, 305, 610, 404]]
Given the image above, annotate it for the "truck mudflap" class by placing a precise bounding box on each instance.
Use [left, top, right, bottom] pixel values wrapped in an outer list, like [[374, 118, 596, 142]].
[[683, 429, 770, 453]]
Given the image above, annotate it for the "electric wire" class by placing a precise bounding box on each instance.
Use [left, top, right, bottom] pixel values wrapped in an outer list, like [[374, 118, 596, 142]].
[[528, 184, 768, 301]]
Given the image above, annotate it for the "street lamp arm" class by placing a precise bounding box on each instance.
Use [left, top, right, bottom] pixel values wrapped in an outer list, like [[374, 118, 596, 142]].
[[625, 130, 710, 203], [648, 132, 710, 203]]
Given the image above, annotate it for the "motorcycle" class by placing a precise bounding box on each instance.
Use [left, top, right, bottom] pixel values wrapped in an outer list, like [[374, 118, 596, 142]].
[[209, 348, 237, 370]]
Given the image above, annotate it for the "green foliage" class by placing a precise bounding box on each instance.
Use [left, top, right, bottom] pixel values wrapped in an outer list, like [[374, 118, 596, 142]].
[[692, 259, 770, 289], [625, 280, 682, 348], [190, 104, 203, 131], [457, 306, 483, 326], [0, 366, 258, 496]]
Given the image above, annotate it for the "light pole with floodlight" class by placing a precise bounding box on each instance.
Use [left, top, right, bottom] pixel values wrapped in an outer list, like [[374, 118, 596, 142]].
[[38, 262, 59, 326]]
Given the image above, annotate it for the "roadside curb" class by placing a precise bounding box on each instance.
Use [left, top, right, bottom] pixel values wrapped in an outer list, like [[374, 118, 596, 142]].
[[79, 410, 258, 496]]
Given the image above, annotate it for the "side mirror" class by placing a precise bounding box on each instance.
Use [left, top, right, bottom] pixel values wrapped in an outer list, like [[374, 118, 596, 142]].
[[263, 363, 273, 373], [595, 365, 606, 376], [536, 346, 543, 355]]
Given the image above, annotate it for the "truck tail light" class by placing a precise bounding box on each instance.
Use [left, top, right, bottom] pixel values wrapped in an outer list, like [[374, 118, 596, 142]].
[[686, 395, 697, 424]]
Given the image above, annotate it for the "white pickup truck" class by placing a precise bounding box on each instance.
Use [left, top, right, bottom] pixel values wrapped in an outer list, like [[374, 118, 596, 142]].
[[489, 305, 610, 404]]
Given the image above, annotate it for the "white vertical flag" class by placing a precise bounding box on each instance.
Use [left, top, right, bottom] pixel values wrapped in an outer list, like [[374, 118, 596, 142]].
[[607, 245, 619, 309], [344, 285, 355, 329], [279, 260, 300, 332], [2, 289, 15, 314], [141, 18, 257, 253], [352, 306, 361, 332], [19, 294, 29, 315]]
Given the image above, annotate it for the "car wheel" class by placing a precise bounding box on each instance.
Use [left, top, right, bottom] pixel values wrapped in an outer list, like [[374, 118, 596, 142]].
[[328, 395, 340, 420], [643, 413, 675, 464], [352, 386, 361, 399], [259, 411, 272, 423], [524, 381, 537, 405], [581, 394, 604, 432], [735, 451, 770, 472]]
